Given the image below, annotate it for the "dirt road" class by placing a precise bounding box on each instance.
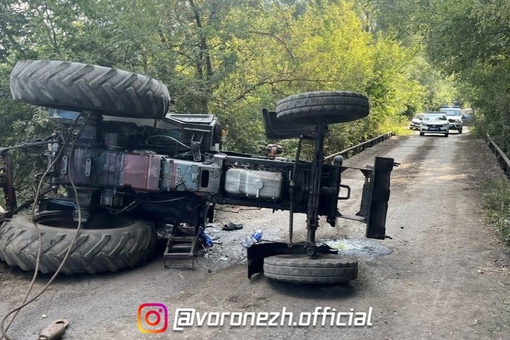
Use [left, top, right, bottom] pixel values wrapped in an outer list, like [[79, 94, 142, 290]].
[[1, 129, 509, 339]]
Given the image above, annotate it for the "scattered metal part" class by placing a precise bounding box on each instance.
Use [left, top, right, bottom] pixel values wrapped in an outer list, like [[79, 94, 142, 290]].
[[38, 319, 69, 340]]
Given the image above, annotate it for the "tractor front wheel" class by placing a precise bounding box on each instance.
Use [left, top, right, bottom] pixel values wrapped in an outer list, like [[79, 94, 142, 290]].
[[263, 254, 358, 284]]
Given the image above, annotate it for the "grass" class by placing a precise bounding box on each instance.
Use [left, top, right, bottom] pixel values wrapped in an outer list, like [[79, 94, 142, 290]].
[[377, 115, 415, 137], [392, 125, 415, 136], [482, 179, 510, 245]]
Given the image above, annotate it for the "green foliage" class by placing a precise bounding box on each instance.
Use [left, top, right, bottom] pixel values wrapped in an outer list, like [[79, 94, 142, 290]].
[[407, 0, 510, 154], [482, 179, 510, 245], [0, 106, 52, 206], [0, 0, 460, 155], [215, 0, 430, 152]]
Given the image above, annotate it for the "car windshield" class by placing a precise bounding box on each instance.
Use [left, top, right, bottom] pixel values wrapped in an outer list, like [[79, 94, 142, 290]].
[[423, 114, 446, 121], [440, 108, 461, 116]]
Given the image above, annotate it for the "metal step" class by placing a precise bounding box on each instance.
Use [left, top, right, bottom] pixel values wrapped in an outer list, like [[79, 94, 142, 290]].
[[164, 235, 198, 269]]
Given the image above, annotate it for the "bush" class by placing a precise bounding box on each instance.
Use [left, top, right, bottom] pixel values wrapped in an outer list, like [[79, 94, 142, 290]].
[[482, 179, 510, 244]]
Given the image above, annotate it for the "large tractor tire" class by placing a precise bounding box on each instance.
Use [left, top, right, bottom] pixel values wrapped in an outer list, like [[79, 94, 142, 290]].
[[276, 91, 369, 125], [263, 254, 358, 284], [10, 60, 170, 119], [0, 212, 156, 274]]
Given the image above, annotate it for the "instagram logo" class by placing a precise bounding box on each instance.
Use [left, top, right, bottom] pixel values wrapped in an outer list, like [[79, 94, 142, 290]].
[[138, 303, 168, 334]]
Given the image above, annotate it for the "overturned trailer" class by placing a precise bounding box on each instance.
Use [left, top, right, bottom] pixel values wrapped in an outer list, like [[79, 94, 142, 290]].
[[0, 60, 396, 284]]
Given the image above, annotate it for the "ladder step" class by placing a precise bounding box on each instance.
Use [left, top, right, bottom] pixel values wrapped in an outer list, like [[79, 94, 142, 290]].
[[163, 234, 199, 269], [171, 244, 192, 249]]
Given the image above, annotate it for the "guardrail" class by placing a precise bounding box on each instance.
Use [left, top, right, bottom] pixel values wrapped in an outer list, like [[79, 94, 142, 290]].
[[486, 134, 510, 177], [325, 132, 394, 162]]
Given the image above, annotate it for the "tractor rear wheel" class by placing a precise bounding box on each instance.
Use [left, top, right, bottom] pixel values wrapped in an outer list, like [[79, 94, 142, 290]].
[[10, 60, 170, 119], [0, 212, 156, 274]]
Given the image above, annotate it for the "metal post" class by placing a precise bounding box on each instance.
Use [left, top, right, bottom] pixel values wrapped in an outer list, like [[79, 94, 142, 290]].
[[305, 122, 328, 257]]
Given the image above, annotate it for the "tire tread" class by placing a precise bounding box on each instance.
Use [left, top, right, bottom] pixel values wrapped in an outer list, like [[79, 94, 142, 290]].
[[276, 91, 369, 124], [10, 60, 170, 119], [0, 215, 156, 274], [263, 254, 358, 284]]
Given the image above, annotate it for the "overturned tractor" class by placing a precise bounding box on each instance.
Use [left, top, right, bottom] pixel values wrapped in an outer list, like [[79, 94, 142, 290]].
[[0, 60, 395, 283]]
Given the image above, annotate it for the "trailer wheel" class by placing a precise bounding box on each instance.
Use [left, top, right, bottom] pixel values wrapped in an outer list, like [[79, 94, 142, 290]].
[[10, 60, 170, 119], [276, 91, 369, 125], [0, 212, 156, 274], [263, 254, 358, 284]]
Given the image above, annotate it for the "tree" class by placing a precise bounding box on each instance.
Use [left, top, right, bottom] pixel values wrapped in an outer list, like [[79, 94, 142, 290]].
[[0, 0, 461, 156], [416, 0, 510, 151]]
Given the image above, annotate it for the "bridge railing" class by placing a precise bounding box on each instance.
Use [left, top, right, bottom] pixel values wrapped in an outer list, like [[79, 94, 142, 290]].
[[486, 134, 510, 178], [325, 132, 394, 162]]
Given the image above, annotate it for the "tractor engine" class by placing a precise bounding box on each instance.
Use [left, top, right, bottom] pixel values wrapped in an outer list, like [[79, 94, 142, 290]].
[[41, 110, 305, 229]]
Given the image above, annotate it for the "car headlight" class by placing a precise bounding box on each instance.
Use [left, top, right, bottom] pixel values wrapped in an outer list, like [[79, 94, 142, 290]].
[[443, 122, 449, 126]]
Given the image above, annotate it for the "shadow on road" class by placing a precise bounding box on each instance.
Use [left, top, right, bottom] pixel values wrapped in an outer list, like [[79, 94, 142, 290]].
[[264, 277, 358, 299]]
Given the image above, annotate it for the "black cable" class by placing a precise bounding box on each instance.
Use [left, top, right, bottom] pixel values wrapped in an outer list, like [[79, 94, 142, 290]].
[[0, 114, 87, 340]]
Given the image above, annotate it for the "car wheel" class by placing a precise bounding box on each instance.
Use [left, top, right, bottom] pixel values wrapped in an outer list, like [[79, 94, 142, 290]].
[[458, 128, 463, 134], [10, 60, 170, 119], [419, 132, 425, 136], [276, 91, 369, 125], [263, 254, 358, 284], [445, 133, 449, 137], [0, 212, 156, 274]]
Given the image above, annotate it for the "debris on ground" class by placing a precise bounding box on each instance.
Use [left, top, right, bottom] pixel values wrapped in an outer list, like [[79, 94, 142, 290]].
[[321, 238, 393, 257], [198, 228, 213, 248], [222, 222, 244, 231], [38, 319, 69, 340], [242, 229, 263, 248]]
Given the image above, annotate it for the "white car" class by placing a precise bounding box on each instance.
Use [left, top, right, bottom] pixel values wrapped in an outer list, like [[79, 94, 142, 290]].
[[419, 113, 450, 137], [409, 113, 425, 130], [439, 106, 463, 133]]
